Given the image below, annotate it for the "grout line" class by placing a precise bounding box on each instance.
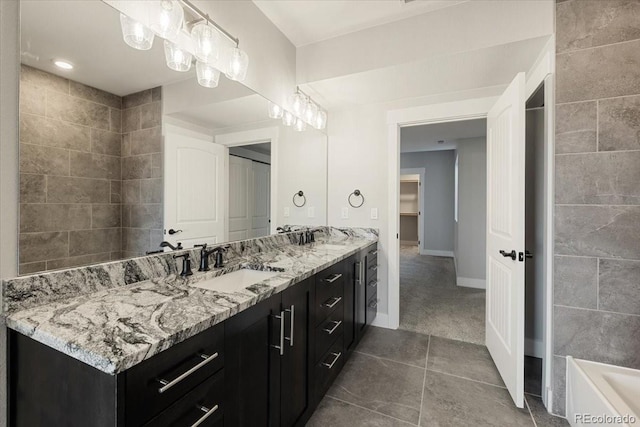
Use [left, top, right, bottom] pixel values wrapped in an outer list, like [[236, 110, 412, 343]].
[[596, 258, 600, 310], [426, 368, 508, 390], [596, 100, 600, 152], [555, 203, 640, 207], [556, 37, 640, 56], [554, 303, 640, 318], [525, 395, 538, 427], [555, 149, 640, 155], [352, 350, 426, 370], [554, 254, 640, 262], [556, 92, 640, 106], [417, 336, 430, 426], [325, 396, 419, 426]]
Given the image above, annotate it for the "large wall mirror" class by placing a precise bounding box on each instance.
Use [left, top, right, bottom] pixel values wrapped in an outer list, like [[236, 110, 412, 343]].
[[18, 0, 328, 275]]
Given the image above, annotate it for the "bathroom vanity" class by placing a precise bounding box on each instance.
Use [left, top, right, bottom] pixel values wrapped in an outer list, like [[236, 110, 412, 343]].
[[5, 228, 378, 426]]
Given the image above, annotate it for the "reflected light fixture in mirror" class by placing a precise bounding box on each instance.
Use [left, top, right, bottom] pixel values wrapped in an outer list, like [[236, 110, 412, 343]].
[[295, 118, 307, 132], [268, 102, 284, 119], [304, 101, 318, 124], [164, 39, 192, 71], [196, 61, 220, 87], [148, 0, 184, 40], [314, 110, 328, 130], [283, 110, 296, 127], [226, 47, 249, 81], [191, 22, 219, 62], [289, 92, 307, 116], [120, 14, 155, 50]]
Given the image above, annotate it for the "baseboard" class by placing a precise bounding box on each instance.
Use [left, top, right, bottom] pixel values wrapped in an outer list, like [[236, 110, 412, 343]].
[[456, 277, 486, 289], [370, 313, 390, 329], [400, 240, 418, 246], [525, 337, 544, 359], [420, 249, 454, 257]]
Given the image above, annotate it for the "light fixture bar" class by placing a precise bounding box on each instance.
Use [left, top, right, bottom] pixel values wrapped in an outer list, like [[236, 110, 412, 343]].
[[296, 86, 326, 113], [180, 0, 240, 47]]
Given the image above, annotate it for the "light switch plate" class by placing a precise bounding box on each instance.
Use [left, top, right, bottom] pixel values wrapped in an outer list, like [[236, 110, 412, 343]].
[[371, 208, 378, 220], [307, 207, 315, 218], [284, 207, 290, 217], [341, 207, 349, 219]]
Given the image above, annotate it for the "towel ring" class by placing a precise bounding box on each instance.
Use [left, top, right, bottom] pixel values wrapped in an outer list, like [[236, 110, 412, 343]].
[[348, 189, 365, 208], [293, 190, 306, 207]]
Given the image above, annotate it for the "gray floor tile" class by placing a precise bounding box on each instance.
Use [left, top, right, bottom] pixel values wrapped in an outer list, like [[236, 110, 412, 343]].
[[399, 247, 485, 344], [307, 396, 415, 427], [420, 370, 534, 427], [357, 326, 430, 367], [426, 336, 504, 387], [526, 395, 569, 427], [327, 352, 425, 424]]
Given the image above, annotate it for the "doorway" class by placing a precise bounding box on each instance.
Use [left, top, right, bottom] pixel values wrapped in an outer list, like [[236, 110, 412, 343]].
[[228, 142, 272, 241]]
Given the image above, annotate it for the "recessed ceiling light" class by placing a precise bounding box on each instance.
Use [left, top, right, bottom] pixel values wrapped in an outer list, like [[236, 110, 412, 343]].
[[53, 60, 73, 70]]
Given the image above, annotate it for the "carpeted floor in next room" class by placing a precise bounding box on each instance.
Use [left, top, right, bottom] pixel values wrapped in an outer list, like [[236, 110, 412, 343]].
[[398, 245, 485, 345]]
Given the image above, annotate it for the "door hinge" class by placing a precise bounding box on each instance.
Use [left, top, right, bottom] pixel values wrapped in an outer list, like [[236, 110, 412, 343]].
[[397, 233, 399, 239]]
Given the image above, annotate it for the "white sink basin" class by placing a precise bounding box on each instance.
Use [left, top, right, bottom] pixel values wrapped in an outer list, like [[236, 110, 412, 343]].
[[191, 269, 280, 293]]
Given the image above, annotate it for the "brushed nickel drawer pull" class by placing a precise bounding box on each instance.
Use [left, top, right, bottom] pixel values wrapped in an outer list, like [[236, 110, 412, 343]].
[[271, 311, 285, 356], [285, 305, 295, 347], [368, 280, 378, 288], [324, 273, 343, 283], [368, 300, 378, 309], [370, 265, 378, 272], [323, 296, 342, 309], [369, 250, 378, 256], [191, 403, 219, 427], [157, 352, 219, 393], [355, 262, 362, 285], [323, 352, 342, 369], [323, 320, 342, 335]]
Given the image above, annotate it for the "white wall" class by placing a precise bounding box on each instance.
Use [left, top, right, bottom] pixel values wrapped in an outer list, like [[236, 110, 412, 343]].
[[454, 137, 487, 286], [276, 125, 328, 228], [400, 150, 456, 254], [0, 1, 19, 423]]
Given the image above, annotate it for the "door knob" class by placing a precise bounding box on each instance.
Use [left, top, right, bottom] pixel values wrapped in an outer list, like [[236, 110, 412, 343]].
[[499, 250, 517, 260], [168, 229, 182, 235]]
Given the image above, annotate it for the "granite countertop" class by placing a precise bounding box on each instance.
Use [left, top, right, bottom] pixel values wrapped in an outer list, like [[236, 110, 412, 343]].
[[4, 231, 377, 375]]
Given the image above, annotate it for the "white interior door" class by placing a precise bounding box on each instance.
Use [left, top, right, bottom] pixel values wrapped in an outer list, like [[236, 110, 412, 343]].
[[252, 162, 271, 238], [228, 156, 252, 241], [164, 127, 226, 249], [485, 72, 526, 408]]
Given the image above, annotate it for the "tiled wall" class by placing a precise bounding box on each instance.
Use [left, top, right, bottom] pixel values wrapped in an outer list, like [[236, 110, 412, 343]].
[[19, 65, 123, 274], [121, 89, 164, 258], [553, 0, 640, 416]]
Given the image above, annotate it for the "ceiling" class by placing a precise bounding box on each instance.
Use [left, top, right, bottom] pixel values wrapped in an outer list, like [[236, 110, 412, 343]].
[[400, 118, 486, 153], [253, 0, 465, 47]]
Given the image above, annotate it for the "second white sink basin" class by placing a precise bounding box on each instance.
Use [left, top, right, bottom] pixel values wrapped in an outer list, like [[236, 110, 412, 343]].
[[192, 269, 280, 293]]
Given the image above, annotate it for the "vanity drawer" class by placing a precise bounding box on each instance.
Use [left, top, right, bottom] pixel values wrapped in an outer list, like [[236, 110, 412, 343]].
[[315, 338, 344, 398], [366, 277, 378, 303], [143, 369, 224, 427], [315, 301, 344, 362], [366, 293, 378, 327], [366, 246, 378, 269], [316, 267, 345, 325], [125, 324, 224, 426]]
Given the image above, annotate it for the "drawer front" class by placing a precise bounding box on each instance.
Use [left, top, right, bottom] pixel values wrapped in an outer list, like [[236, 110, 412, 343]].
[[366, 293, 378, 327], [316, 291, 344, 325], [315, 301, 344, 362], [126, 324, 224, 426], [316, 265, 345, 310], [366, 276, 378, 304], [315, 338, 344, 398], [366, 246, 378, 269], [143, 369, 224, 427]]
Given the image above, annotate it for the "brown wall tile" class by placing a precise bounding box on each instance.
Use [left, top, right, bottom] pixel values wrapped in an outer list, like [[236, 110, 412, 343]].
[[123, 89, 152, 109], [47, 90, 110, 130], [122, 107, 141, 133], [122, 155, 152, 179], [69, 81, 122, 109], [19, 231, 69, 263], [92, 204, 122, 229], [19, 262, 47, 275], [91, 128, 122, 156], [122, 180, 140, 204], [20, 143, 69, 176], [130, 204, 162, 229], [557, 39, 640, 103], [555, 101, 596, 154], [70, 151, 121, 180], [554, 256, 598, 309], [20, 174, 46, 203], [130, 126, 162, 155], [141, 178, 163, 203], [122, 228, 150, 254], [69, 228, 121, 257], [599, 259, 640, 315], [151, 152, 163, 178], [150, 229, 164, 250], [19, 84, 46, 116], [598, 95, 640, 151], [47, 176, 110, 203], [21, 64, 68, 94], [140, 102, 161, 129], [557, 0, 640, 54], [46, 252, 112, 271], [151, 87, 162, 102], [20, 204, 91, 233], [110, 180, 122, 204], [20, 113, 91, 152], [110, 108, 122, 133]]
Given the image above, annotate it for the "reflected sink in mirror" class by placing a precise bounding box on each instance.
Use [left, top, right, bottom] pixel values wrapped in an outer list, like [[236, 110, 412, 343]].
[[191, 269, 281, 293]]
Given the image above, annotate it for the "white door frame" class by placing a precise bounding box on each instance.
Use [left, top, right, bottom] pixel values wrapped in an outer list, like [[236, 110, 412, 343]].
[[214, 127, 279, 236], [386, 42, 554, 407], [399, 168, 425, 253]]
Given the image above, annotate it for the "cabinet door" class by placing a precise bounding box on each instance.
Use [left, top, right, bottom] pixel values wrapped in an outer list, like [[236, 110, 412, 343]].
[[280, 277, 314, 427], [225, 295, 282, 427], [343, 256, 357, 352]]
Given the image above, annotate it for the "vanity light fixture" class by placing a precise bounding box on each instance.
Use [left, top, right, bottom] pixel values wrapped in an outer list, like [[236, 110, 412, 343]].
[[53, 60, 74, 70], [117, 0, 248, 88], [268, 102, 284, 119], [304, 101, 318, 124], [288, 91, 308, 117], [282, 110, 296, 127], [313, 110, 328, 130], [294, 117, 307, 132]]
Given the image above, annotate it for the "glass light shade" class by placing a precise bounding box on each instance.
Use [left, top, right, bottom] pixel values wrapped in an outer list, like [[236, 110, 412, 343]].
[[314, 110, 327, 130], [304, 102, 318, 124], [268, 102, 284, 119], [164, 40, 192, 72], [120, 14, 154, 50], [294, 118, 307, 132], [226, 47, 249, 81], [288, 92, 307, 117], [148, 0, 184, 40], [196, 61, 220, 88], [282, 111, 296, 127], [191, 23, 219, 62]]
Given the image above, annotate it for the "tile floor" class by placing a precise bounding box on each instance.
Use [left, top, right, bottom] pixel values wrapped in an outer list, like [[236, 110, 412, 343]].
[[398, 246, 486, 344], [307, 328, 569, 427]]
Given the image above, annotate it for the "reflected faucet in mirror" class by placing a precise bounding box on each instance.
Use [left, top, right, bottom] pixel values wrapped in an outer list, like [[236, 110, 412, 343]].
[[277, 225, 292, 233], [160, 241, 183, 251]]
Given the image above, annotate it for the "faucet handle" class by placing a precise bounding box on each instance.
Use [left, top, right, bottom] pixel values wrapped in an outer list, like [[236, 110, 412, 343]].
[[173, 253, 193, 277]]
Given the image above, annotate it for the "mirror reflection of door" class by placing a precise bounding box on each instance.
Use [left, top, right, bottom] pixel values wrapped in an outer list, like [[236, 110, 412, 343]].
[[228, 143, 272, 241]]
